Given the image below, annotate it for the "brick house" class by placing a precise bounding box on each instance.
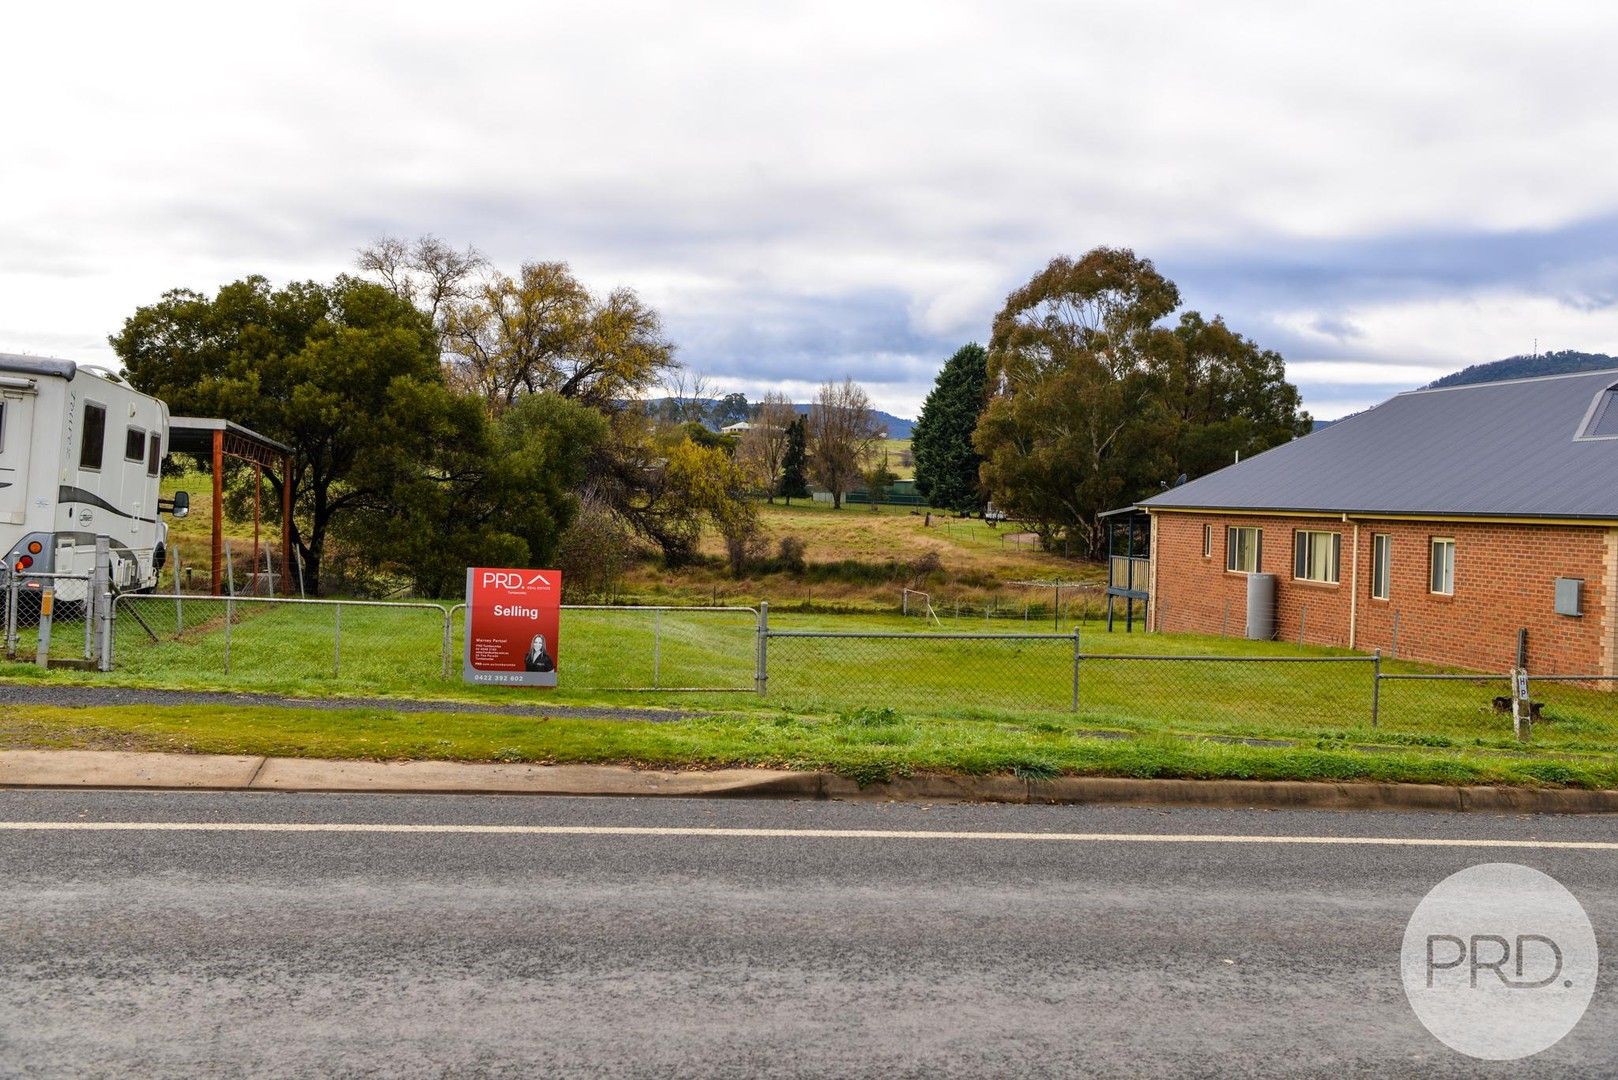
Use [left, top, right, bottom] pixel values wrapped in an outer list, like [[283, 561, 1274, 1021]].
[[1137, 368, 1618, 677]]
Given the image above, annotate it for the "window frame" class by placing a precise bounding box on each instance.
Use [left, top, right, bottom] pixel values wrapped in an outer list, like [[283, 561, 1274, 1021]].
[[146, 432, 162, 477], [1370, 533, 1391, 601], [124, 425, 147, 463], [1292, 529, 1341, 584], [0, 400, 6, 453], [1226, 526, 1261, 574], [79, 401, 107, 471], [1429, 537, 1456, 596], [1202, 523, 1212, 558]]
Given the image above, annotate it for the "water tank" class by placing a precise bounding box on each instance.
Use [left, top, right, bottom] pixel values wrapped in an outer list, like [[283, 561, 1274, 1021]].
[[1245, 573, 1276, 640]]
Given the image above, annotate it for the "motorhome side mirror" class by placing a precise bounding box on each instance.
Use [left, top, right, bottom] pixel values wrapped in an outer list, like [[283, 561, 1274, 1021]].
[[172, 491, 190, 519]]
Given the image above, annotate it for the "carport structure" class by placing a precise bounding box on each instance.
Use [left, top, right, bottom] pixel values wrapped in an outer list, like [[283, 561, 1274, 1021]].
[[167, 418, 294, 596]]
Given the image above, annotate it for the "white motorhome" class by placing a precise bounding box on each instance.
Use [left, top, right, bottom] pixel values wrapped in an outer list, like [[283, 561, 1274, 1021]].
[[0, 353, 188, 597]]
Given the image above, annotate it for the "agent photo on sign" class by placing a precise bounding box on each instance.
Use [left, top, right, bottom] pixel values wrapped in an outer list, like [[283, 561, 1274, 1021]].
[[524, 634, 555, 673]]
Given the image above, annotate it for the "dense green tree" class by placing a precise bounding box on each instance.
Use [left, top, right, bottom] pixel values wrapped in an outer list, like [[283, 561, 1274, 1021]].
[[861, 456, 898, 511], [779, 414, 810, 503], [911, 343, 988, 513], [1162, 312, 1310, 482], [345, 391, 608, 597], [111, 276, 451, 593], [974, 248, 1308, 557], [712, 392, 750, 426]]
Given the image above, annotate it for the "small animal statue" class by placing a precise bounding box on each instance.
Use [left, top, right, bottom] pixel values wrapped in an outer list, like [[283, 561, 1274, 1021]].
[[1492, 696, 1544, 721]]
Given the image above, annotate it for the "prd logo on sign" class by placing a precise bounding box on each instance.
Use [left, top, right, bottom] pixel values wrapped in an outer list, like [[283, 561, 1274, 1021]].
[[463, 567, 562, 687]]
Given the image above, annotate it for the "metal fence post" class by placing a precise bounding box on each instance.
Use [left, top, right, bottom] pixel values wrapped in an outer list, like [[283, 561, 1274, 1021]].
[[83, 578, 95, 661], [35, 586, 54, 668], [441, 607, 451, 679], [223, 594, 232, 674], [334, 603, 342, 678], [1071, 626, 1081, 711], [755, 601, 768, 695], [34, 582, 55, 667], [95, 538, 113, 670], [653, 607, 662, 689], [1370, 649, 1381, 728], [225, 543, 236, 598], [173, 543, 185, 635], [5, 571, 17, 659]]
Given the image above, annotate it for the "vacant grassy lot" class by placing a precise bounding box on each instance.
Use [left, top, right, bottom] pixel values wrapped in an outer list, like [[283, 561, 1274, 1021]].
[[67, 471, 1607, 787], [617, 500, 1095, 610], [6, 597, 1616, 777]]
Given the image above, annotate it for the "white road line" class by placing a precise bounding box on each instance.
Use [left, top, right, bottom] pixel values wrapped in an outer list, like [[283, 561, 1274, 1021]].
[[0, 821, 1615, 849]]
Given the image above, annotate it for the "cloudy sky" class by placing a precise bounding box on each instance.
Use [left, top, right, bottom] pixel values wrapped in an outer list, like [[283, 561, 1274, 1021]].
[[6, 1, 1618, 420]]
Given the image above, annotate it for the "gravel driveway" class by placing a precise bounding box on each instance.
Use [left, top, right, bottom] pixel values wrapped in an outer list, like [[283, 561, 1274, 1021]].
[[0, 682, 696, 722]]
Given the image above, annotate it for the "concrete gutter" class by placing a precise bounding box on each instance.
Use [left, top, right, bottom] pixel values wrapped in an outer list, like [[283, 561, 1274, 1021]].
[[1, 750, 1616, 813]]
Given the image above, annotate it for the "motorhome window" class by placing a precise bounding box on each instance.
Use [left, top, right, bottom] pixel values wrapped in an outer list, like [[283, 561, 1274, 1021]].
[[80, 403, 107, 470], [147, 432, 162, 476], [0, 401, 5, 452], [125, 426, 146, 462]]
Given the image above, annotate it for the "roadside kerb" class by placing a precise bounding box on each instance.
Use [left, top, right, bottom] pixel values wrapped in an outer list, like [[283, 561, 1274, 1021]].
[[4, 750, 1617, 813]]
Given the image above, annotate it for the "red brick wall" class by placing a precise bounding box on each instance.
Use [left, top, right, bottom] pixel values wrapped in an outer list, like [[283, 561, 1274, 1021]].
[[1149, 511, 1617, 676]]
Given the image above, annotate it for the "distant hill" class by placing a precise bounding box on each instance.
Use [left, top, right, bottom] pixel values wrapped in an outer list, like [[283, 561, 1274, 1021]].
[[789, 403, 913, 439], [1425, 350, 1618, 390]]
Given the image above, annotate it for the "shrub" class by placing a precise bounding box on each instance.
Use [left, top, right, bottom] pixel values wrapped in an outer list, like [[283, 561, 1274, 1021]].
[[776, 536, 808, 574]]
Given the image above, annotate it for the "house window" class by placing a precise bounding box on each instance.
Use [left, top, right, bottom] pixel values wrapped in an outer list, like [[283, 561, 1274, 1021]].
[[1226, 526, 1261, 573], [1371, 534, 1391, 600], [1202, 524, 1212, 557], [1293, 530, 1341, 583], [1430, 538, 1455, 595], [125, 426, 146, 462], [80, 402, 107, 470], [146, 432, 162, 477]]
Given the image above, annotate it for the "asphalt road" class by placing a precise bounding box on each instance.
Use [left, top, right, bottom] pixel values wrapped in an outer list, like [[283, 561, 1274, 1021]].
[[2, 792, 1616, 1079]]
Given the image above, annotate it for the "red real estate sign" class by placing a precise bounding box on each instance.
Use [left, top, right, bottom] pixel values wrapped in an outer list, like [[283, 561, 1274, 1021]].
[[463, 567, 561, 687]]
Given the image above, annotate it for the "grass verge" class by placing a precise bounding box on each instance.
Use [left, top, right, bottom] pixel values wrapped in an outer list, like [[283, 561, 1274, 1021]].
[[4, 703, 1616, 790]]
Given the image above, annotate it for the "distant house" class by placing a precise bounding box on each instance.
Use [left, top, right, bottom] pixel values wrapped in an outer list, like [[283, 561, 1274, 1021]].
[[1138, 368, 1618, 677], [720, 421, 751, 434]]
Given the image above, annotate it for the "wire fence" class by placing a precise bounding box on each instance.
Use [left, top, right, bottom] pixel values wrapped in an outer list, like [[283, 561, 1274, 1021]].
[[766, 631, 1082, 714], [1, 583, 1612, 743], [3, 573, 96, 666], [901, 586, 1109, 629], [447, 604, 761, 692], [108, 594, 761, 693]]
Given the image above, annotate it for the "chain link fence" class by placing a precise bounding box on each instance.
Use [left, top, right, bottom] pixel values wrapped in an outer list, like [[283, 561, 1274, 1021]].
[[766, 631, 1081, 714], [112, 594, 450, 688], [902, 586, 1108, 629], [6, 580, 1613, 743], [447, 604, 761, 692], [107, 594, 762, 694], [3, 572, 96, 666]]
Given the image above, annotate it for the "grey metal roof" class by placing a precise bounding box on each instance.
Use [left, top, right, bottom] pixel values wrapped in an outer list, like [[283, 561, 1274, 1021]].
[[169, 417, 293, 457], [0, 352, 77, 380], [1141, 367, 1618, 521]]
